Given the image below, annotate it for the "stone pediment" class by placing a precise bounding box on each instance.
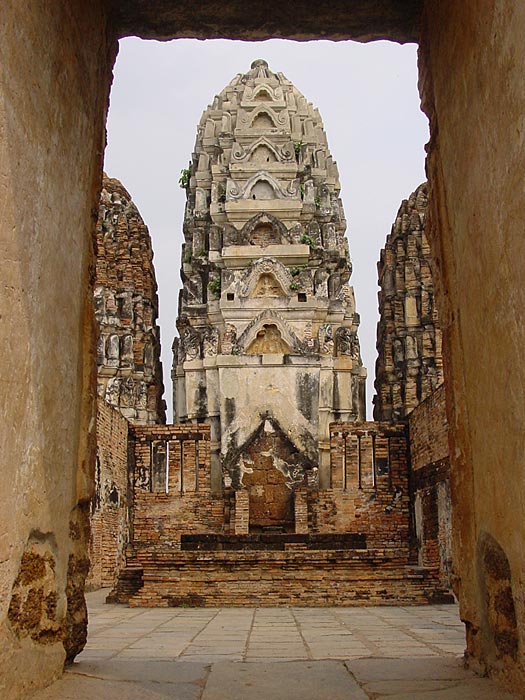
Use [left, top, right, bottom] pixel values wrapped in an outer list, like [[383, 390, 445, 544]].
[[236, 105, 290, 131], [241, 83, 286, 108], [240, 212, 290, 246], [251, 273, 286, 298], [237, 309, 302, 354], [227, 172, 299, 200], [245, 323, 292, 354], [231, 137, 294, 164], [242, 258, 293, 297]]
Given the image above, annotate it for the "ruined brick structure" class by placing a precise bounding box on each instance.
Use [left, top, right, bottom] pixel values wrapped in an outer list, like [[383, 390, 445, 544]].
[[87, 402, 129, 589], [109, 418, 451, 607], [95, 174, 165, 425], [88, 175, 166, 590], [374, 183, 452, 588], [409, 384, 452, 587], [172, 60, 366, 502], [374, 183, 443, 422], [106, 73, 453, 611]]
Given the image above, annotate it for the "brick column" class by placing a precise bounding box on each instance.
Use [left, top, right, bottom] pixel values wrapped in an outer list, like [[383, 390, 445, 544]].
[[294, 488, 309, 534], [234, 490, 249, 535]]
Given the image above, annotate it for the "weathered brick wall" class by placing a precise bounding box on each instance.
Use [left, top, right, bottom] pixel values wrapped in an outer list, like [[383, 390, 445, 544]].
[[408, 385, 452, 585], [110, 417, 458, 609], [409, 383, 449, 469], [129, 550, 449, 608], [130, 424, 225, 551], [87, 401, 130, 590], [325, 422, 412, 551]]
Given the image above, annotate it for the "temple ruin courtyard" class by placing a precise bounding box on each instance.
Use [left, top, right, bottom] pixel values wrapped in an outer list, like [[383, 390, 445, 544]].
[[31, 590, 514, 700]]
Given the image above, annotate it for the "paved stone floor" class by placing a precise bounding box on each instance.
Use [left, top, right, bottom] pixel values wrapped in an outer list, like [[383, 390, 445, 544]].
[[32, 589, 516, 699]]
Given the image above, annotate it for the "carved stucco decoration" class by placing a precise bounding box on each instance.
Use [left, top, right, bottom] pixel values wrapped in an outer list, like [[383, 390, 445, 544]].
[[246, 324, 292, 354], [203, 326, 220, 357], [227, 172, 299, 201], [336, 327, 361, 363], [181, 325, 201, 361], [242, 258, 293, 297], [240, 212, 290, 245], [231, 137, 294, 164], [237, 104, 290, 130], [221, 324, 239, 355], [241, 83, 285, 106], [237, 309, 303, 354], [252, 273, 287, 298], [319, 324, 335, 356]]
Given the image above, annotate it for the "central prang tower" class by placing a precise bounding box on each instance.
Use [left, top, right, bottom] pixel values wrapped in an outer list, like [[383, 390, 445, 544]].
[[172, 60, 366, 513]]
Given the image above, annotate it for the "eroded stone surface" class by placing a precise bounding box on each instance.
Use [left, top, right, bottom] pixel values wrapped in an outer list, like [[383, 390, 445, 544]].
[[172, 59, 366, 497], [0, 3, 116, 698], [374, 183, 443, 423], [109, 0, 422, 42], [29, 593, 516, 700], [95, 174, 165, 425]]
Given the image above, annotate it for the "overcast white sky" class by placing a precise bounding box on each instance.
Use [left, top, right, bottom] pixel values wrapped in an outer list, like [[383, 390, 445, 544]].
[[104, 38, 429, 420]]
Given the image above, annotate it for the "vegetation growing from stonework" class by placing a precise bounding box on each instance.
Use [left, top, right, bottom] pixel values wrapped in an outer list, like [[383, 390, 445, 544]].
[[289, 264, 308, 277], [208, 278, 221, 297], [179, 167, 191, 189], [300, 234, 317, 249]]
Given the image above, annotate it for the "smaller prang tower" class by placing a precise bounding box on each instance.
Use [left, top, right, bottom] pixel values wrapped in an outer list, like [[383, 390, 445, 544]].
[[95, 175, 165, 425], [172, 60, 366, 508], [374, 182, 443, 421]]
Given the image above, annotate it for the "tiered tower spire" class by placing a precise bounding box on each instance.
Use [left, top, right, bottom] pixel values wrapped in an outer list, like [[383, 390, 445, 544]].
[[173, 60, 365, 498]]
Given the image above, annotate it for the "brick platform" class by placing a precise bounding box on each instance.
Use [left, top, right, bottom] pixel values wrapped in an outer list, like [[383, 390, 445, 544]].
[[123, 548, 453, 608]]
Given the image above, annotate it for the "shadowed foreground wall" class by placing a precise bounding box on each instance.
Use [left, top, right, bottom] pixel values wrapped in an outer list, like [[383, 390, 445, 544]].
[[420, 1, 525, 691], [87, 403, 130, 590], [0, 3, 116, 698]]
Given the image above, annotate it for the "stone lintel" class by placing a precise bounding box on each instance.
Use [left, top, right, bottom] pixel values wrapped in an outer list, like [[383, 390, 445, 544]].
[[215, 354, 320, 367], [225, 199, 303, 225], [222, 243, 310, 267], [111, 0, 422, 44]]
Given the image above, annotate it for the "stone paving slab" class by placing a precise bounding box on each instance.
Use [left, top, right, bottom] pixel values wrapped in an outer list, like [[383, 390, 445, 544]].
[[29, 590, 517, 699], [31, 660, 209, 700], [201, 660, 368, 700]]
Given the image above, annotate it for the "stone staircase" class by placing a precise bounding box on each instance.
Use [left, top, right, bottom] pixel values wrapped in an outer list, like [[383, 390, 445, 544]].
[[111, 541, 453, 608]]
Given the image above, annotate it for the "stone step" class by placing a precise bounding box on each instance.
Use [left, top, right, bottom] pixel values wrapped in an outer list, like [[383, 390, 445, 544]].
[[122, 549, 453, 608], [180, 532, 368, 551]]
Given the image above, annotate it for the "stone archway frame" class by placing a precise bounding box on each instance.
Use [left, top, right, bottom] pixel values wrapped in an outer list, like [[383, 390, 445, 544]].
[[240, 212, 291, 245], [227, 171, 299, 200], [231, 137, 295, 164], [236, 308, 303, 354], [237, 104, 290, 131]]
